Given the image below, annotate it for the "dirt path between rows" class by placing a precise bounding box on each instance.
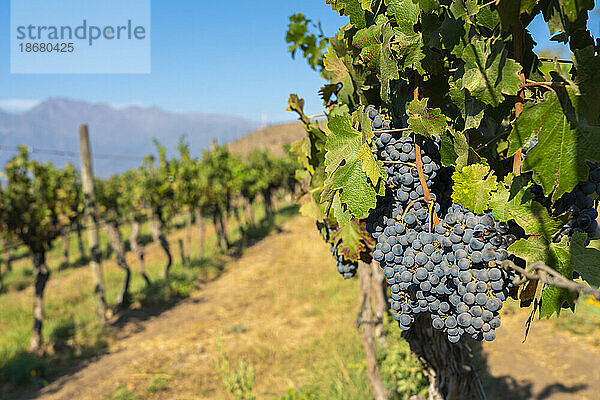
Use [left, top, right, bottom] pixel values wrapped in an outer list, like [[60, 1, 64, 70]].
[[23, 215, 600, 400]]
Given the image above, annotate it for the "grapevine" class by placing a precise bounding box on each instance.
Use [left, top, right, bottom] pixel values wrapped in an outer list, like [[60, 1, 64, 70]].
[[287, 0, 600, 398]]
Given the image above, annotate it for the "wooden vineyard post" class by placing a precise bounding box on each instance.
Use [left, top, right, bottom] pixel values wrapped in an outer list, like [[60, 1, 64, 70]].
[[79, 125, 108, 321], [357, 261, 389, 400]]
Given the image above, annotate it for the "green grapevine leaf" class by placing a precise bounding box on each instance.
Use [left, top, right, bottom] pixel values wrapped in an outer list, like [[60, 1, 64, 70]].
[[489, 179, 564, 238], [508, 90, 600, 200], [290, 137, 311, 170], [453, 131, 472, 170], [323, 39, 355, 106], [509, 236, 574, 317], [331, 219, 374, 261], [326, 0, 367, 28], [449, 83, 486, 130], [325, 113, 380, 220], [558, 0, 594, 22], [360, 46, 381, 69], [385, 0, 420, 24], [461, 39, 522, 107], [573, 46, 600, 122], [449, 0, 478, 19], [298, 191, 325, 221], [287, 94, 327, 174], [475, 4, 500, 30], [329, 103, 351, 118], [319, 83, 340, 103], [332, 157, 378, 218], [393, 21, 425, 73], [440, 134, 458, 167], [358, 143, 381, 184], [407, 98, 447, 138], [286, 94, 306, 117], [497, 0, 539, 29], [451, 164, 497, 214], [332, 191, 353, 226], [540, 286, 575, 318], [569, 232, 600, 289], [439, 13, 465, 53], [415, 0, 441, 14], [324, 43, 355, 106], [357, 107, 374, 143], [325, 114, 363, 174], [380, 22, 400, 101], [353, 25, 381, 49], [359, 0, 373, 10]]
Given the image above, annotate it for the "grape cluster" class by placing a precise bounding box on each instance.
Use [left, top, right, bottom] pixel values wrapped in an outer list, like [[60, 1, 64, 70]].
[[523, 138, 599, 244], [365, 106, 517, 343], [322, 221, 358, 279], [373, 204, 515, 342], [330, 245, 358, 279], [366, 105, 442, 227], [552, 162, 600, 245]]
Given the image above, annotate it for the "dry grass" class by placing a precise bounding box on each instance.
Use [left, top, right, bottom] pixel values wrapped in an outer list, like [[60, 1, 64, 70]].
[[32, 216, 370, 400], [228, 122, 306, 158]]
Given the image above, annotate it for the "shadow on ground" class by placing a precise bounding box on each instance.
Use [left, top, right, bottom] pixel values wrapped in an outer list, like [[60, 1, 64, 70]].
[[471, 340, 587, 400]]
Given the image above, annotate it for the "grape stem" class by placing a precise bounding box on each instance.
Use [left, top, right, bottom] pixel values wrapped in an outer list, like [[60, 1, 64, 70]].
[[537, 57, 574, 64], [474, 128, 510, 151], [306, 114, 327, 119], [372, 128, 411, 134], [381, 160, 417, 167], [520, 82, 566, 88], [412, 81, 441, 228], [401, 197, 426, 222], [478, 0, 497, 9], [428, 200, 435, 233], [414, 138, 440, 227], [501, 260, 600, 300]]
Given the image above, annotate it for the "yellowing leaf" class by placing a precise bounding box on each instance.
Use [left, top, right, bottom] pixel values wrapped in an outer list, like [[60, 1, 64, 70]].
[[451, 164, 497, 214]]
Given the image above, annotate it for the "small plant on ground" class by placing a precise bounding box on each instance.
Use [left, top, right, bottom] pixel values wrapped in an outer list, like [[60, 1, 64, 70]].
[[214, 339, 256, 400]]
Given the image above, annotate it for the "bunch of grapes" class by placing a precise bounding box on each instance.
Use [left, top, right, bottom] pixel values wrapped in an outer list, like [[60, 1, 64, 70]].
[[522, 138, 599, 245], [322, 221, 358, 279], [365, 106, 519, 343], [552, 162, 600, 245], [372, 203, 516, 342]]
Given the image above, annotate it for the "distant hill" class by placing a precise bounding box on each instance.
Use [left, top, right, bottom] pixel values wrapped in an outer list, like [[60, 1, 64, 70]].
[[0, 98, 261, 176], [227, 121, 307, 158]]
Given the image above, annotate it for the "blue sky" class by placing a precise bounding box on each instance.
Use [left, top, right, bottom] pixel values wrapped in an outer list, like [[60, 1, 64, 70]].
[[0, 1, 598, 123]]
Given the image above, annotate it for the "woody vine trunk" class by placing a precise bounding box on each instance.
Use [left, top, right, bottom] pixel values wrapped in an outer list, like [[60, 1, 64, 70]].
[[402, 315, 484, 400], [103, 221, 131, 309], [130, 220, 151, 286], [29, 251, 50, 353], [194, 209, 206, 259], [150, 208, 172, 279], [357, 261, 389, 400]]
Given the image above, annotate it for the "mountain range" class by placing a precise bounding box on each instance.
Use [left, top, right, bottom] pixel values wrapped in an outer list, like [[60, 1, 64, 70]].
[[0, 98, 262, 176]]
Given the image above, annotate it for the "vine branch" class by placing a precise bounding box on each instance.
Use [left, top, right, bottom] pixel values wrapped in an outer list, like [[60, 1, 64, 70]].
[[501, 260, 600, 300], [520, 82, 566, 88], [512, 20, 526, 177], [412, 83, 440, 227], [373, 128, 411, 134], [381, 160, 416, 167], [478, 0, 497, 9], [538, 57, 573, 64]]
